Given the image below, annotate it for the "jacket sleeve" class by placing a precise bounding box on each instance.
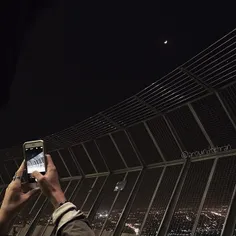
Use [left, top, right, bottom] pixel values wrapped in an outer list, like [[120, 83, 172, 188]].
[[52, 202, 95, 236]]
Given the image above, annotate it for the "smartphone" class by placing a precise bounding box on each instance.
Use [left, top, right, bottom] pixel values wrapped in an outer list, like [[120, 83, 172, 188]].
[[23, 140, 46, 183]]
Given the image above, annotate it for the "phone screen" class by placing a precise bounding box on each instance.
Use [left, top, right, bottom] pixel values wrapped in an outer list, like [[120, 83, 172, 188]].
[[25, 146, 46, 174]]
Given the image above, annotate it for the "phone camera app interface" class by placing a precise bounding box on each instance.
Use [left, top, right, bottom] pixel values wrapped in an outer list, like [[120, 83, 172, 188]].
[[26, 147, 45, 174]]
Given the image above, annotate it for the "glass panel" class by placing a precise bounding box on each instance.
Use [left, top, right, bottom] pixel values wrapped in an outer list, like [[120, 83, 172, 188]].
[[167, 106, 210, 152], [193, 94, 236, 149], [167, 160, 213, 235], [22, 181, 70, 236], [0, 188, 6, 205], [59, 148, 81, 176], [49, 151, 69, 178], [91, 174, 125, 236], [39, 181, 79, 236], [14, 193, 42, 225], [37, 181, 70, 227], [0, 176, 3, 186], [4, 160, 18, 177], [15, 158, 23, 167], [17, 194, 47, 236], [122, 168, 164, 235], [141, 164, 182, 235], [42, 225, 54, 236], [195, 156, 236, 235], [220, 84, 236, 127], [147, 116, 182, 161], [82, 176, 107, 215], [64, 180, 80, 201], [111, 131, 141, 167], [96, 135, 126, 170], [102, 171, 140, 235], [0, 165, 10, 184], [11, 179, 67, 233], [84, 141, 108, 172], [73, 178, 96, 209], [71, 144, 95, 174], [128, 123, 163, 164], [233, 225, 236, 236]]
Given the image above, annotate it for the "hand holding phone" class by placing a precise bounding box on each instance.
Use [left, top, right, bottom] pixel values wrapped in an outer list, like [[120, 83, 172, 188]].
[[23, 140, 46, 183], [31, 154, 66, 209]]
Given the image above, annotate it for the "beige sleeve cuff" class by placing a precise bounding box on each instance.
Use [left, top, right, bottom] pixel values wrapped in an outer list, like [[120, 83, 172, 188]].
[[52, 202, 84, 233]]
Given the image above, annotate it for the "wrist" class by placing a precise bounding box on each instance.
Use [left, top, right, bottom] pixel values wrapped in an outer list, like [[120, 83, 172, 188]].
[[50, 191, 66, 209], [0, 208, 15, 222]]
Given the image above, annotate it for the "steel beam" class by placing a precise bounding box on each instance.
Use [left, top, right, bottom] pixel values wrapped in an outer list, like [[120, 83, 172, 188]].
[[139, 166, 166, 234], [4, 163, 11, 182], [85, 172, 109, 178], [14, 159, 19, 168], [112, 166, 143, 174], [82, 143, 98, 173], [99, 112, 122, 129], [221, 157, 236, 236], [14, 193, 44, 236], [57, 150, 72, 177], [147, 158, 184, 169], [134, 95, 159, 115], [143, 121, 166, 162], [1, 150, 236, 190], [1, 150, 235, 189], [216, 92, 236, 132], [70, 178, 86, 203], [98, 173, 128, 236], [68, 147, 85, 176], [0, 174, 5, 185], [191, 149, 236, 162], [180, 67, 213, 93], [60, 175, 82, 182], [163, 115, 185, 152], [87, 175, 110, 221], [24, 197, 48, 236], [113, 169, 145, 235], [124, 129, 146, 166], [80, 177, 98, 211], [43, 180, 81, 236], [109, 133, 128, 168], [157, 157, 191, 236], [94, 140, 110, 172], [191, 157, 218, 235], [24, 181, 71, 236], [188, 103, 214, 148]]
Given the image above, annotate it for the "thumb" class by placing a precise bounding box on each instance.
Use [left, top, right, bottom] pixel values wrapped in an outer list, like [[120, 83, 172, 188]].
[[31, 171, 43, 181], [24, 187, 41, 199]]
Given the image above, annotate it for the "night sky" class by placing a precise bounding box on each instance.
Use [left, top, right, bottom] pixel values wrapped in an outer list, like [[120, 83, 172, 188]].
[[0, 1, 235, 149]]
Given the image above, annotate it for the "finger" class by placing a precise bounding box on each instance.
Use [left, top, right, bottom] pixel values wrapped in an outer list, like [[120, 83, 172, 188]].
[[31, 171, 44, 181], [15, 160, 25, 177], [46, 154, 56, 170], [24, 187, 41, 199], [10, 161, 25, 187]]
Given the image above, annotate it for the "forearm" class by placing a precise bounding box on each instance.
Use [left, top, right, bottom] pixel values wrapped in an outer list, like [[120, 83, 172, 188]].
[[0, 210, 15, 236]]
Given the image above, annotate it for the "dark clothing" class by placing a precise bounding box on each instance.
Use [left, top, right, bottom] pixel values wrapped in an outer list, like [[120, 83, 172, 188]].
[[52, 202, 95, 236], [59, 219, 94, 236]]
